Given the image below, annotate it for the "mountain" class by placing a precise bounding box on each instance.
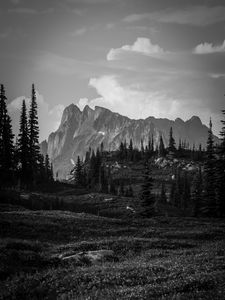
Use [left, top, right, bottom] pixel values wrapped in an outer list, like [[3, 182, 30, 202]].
[[40, 104, 219, 179]]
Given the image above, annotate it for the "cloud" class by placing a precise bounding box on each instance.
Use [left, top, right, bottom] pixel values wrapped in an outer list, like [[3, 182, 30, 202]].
[[66, 0, 113, 3], [193, 40, 225, 54], [123, 6, 225, 26], [8, 7, 53, 14], [83, 75, 222, 136], [107, 37, 164, 61], [8, 8, 38, 14], [77, 98, 89, 110], [11, 0, 20, 4], [0, 29, 11, 39], [209, 73, 225, 79], [106, 23, 115, 29], [8, 91, 64, 141], [70, 27, 87, 36], [86, 75, 183, 120]]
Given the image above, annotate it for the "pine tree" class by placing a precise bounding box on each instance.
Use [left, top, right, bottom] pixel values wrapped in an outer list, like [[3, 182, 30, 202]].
[[18, 100, 30, 187], [160, 181, 167, 204], [158, 134, 166, 157], [128, 185, 133, 197], [139, 161, 155, 217], [109, 179, 116, 195], [215, 109, 225, 217], [119, 180, 124, 196], [100, 165, 108, 193], [174, 167, 181, 207], [45, 154, 53, 182], [119, 141, 124, 160], [181, 171, 191, 209], [168, 127, 176, 153], [28, 84, 40, 184], [191, 167, 202, 217], [74, 156, 84, 187], [203, 118, 216, 216], [95, 148, 102, 190], [128, 138, 133, 161], [0, 85, 15, 186], [38, 154, 46, 185], [141, 139, 145, 157]]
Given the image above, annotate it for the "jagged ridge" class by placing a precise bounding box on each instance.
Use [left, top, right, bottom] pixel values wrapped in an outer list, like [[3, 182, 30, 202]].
[[40, 104, 218, 179]]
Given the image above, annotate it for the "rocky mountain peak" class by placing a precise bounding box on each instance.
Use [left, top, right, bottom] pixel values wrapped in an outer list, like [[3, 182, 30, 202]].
[[41, 104, 219, 179]]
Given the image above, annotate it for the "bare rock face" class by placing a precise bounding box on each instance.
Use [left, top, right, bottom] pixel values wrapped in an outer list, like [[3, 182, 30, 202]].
[[40, 104, 219, 179], [61, 250, 116, 265]]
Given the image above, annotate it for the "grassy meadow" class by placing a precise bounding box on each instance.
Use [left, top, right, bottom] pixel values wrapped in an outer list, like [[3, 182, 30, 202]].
[[0, 200, 225, 299]]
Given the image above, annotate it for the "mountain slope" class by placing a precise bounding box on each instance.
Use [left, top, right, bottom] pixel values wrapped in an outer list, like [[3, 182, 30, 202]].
[[40, 104, 219, 179]]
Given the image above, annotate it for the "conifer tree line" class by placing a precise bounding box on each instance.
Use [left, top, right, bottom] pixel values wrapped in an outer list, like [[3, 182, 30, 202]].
[[71, 115, 225, 218], [71, 146, 134, 196], [0, 84, 53, 190]]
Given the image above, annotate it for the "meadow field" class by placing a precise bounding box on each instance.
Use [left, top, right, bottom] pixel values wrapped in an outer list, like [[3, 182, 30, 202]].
[[0, 200, 225, 300]]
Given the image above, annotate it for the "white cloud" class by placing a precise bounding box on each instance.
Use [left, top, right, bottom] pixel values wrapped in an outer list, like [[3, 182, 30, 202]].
[[106, 23, 115, 29], [194, 40, 225, 54], [66, 0, 112, 4], [70, 27, 87, 36], [8, 7, 53, 14], [209, 73, 225, 79], [85, 75, 222, 135], [8, 91, 64, 141], [11, 0, 20, 4], [123, 6, 225, 26], [0, 29, 11, 39], [77, 98, 89, 110], [107, 37, 164, 61], [87, 75, 181, 120]]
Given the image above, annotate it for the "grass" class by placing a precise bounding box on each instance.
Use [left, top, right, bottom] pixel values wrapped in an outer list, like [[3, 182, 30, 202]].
[[0, 205, 225, 299]]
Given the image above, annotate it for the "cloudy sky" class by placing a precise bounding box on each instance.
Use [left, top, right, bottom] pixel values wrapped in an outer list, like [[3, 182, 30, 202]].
[[0, 0, 225, 141]]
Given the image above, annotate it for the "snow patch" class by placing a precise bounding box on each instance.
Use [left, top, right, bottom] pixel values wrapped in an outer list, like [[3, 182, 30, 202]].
[[70, 158, 75, 165], [98, 131, 105, 136]]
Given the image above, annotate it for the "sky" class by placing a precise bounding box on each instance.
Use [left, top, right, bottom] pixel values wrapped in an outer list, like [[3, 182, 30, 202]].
[[0, 0, 225, 141]]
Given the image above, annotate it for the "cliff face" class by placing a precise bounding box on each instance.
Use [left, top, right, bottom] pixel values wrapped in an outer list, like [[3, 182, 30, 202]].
[[40, 104, 218, 179]]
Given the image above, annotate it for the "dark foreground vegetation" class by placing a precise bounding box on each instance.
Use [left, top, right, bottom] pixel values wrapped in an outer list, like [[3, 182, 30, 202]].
[[0, 205, 225, 299]]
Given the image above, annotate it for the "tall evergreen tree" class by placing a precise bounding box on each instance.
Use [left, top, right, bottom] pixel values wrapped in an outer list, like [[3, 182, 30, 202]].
[[128, 138, 133, 161], [158, 134, 166, 157], [28, 84, 40, 184], [160, 181, 167, 204], [45, 154, 53, 182], [203, 118, 216, 216], [74, 156, 84, 187], [0, 84, 15, 186], [139, 161, 155, 217], [18, 100, 30, 187], [100, 165, 108, 193], [191, 166, 202, 217], [181, 171, 191, 209], [168, 127, 176, 152], [141, 138, 145, 157], [215, 109, 225, 217]]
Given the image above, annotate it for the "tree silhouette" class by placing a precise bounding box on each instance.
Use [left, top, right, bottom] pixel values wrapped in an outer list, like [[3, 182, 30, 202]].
[[215, 109, 225, 217], [203, 118, 216, 216], [18, 100, 30, 187], [28, 84, 40, 185], [0, 84, 15, 186], [158, 134, 166, 157], [140, 161, 155, 217], [191, 166, 202, 217], [168, 127, 176, 152]]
